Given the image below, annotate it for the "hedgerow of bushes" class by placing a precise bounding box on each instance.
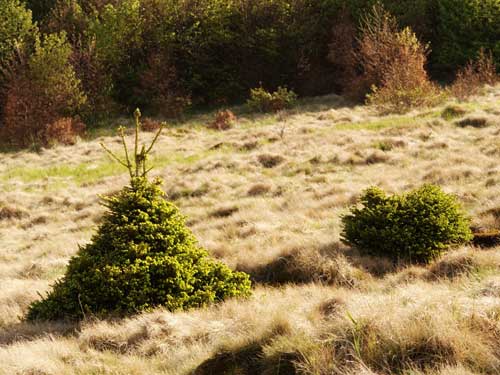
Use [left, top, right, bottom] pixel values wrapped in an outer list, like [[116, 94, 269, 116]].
[[1, 32, 86, 147], [1, 0, 499, 147], [341, 185, 473, 264]]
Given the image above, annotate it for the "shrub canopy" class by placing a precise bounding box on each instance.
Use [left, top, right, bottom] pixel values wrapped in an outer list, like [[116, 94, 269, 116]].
[[341, 185, 473, 263], [1, 32, 86, 147], [0, 0, 34, 65]]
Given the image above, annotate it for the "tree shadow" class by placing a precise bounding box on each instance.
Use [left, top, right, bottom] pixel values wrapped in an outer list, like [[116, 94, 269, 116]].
[[0, 320, 81, 346], [193, 324, 299, 375], [238, 241, 400, 287]]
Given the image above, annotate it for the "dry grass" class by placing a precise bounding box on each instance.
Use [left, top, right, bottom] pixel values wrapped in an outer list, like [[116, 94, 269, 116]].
[[1, 86, 500, 374]]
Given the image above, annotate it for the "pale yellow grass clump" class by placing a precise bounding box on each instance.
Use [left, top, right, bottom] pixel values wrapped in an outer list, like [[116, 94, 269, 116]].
[[0, 86, 500, 374]]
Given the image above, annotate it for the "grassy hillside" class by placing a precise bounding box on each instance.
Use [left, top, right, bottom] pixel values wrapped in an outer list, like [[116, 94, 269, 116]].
[[1, 86, 500, 374]]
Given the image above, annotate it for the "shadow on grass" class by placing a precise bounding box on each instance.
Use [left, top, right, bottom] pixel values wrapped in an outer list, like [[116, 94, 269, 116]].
[[0, 320, 80, 345], [193, 323, 300, 375], [238, 241, 398, 287]]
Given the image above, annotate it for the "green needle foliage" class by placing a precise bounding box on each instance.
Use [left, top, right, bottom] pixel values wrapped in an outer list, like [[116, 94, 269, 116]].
[[27, 110, 251, 321], [341, 185, 473, 264]]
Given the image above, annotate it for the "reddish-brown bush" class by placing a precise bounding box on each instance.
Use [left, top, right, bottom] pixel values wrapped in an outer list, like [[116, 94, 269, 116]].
[[356, 4, 401, 87], [348, 4, 443, 112], [141, 117, 162, 132], [44, 117, 85, 146], [0, 33, 86, 147], [366, 27, 443, 113], [450, 49, 498, 101], [1, 73, 52, 147], [208, 110, 237, 131], [1, 75, 85, 147]]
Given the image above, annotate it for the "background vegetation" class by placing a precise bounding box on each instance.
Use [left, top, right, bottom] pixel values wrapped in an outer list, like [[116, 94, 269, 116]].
[[0, 0, 499, 145]]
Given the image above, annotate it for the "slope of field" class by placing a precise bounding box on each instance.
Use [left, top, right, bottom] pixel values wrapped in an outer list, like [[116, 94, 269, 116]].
[[1, 87, 500, 374]]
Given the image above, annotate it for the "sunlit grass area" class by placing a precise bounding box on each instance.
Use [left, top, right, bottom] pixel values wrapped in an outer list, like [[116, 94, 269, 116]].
[[0, 86, 500, 374]]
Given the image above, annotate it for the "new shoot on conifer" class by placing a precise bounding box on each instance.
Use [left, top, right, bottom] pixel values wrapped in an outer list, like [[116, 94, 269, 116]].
[[100, 109, 165, 179]]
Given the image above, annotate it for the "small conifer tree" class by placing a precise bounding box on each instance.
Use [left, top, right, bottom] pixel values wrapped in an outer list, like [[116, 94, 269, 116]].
[[341, 185, 473, 263], [27, 110, 251, 321]]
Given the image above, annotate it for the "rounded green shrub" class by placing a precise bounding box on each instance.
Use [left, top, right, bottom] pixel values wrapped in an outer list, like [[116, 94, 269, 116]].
[[341, 185, 473, 263], [247, 86, 298, 113], [27, 111, 251, 321]]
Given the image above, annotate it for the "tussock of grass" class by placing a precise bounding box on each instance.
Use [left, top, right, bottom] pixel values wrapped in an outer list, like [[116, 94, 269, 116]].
[[209, 205, 239, 218], [240, 244, 367, 287], [247, 183, 272, 197], [258, 154, 285, 168], [441, 104, 468, 120], [0, 205, 27, 221], [455, 115, 497, 128]]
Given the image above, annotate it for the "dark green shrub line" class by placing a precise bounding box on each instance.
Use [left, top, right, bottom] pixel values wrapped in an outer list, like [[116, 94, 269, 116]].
[[341, 185, 473, 264]]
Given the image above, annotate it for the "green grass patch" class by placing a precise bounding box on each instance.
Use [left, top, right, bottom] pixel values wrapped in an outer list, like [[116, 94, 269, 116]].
[[0, 146, 235, 190], [1, 158, 118, 186], [335, 114, 429, 131], [42, 264, 69, 280]]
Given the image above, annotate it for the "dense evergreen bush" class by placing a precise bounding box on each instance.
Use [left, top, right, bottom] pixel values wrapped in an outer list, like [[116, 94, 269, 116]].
[[247, 86, 297, 113], [341, 185, 473, 263], [27, 111, 251, 321]]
